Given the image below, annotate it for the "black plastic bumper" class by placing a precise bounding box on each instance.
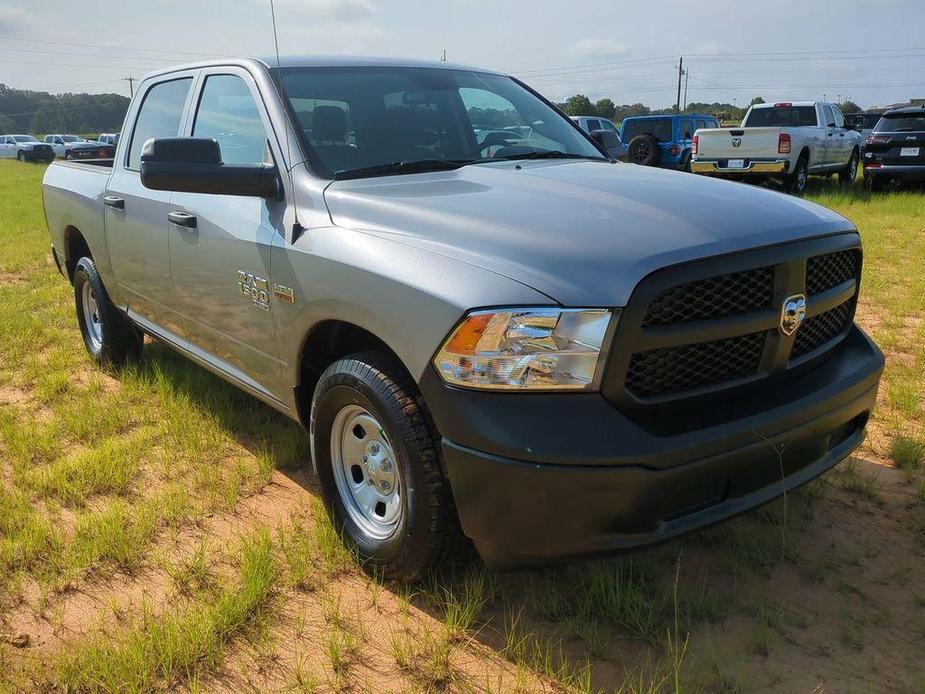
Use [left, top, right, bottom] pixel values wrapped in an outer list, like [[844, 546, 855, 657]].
[[421, 326, 883, 569], [22, 149, 54, 162]]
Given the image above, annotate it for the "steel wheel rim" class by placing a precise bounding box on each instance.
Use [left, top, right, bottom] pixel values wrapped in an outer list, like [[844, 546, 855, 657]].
[[81, 281, 102, 351], [330, 404, 402, 540], [796, 164, 807, 191]]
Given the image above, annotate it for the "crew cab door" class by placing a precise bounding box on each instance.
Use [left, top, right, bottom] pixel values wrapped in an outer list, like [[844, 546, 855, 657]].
[[105, 73, 197, 338], [0, 137, 13, 158], [167, 68, 283, 399], [830, 105, 853, 166], [821, 104, 840, 168]]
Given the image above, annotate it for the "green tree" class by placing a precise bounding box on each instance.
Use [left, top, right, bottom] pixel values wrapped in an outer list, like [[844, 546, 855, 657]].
[[594, 98, 616, 121], [749, 96, 766, 106], [839, 100, 861, 114], [563, 94, 595, 117]]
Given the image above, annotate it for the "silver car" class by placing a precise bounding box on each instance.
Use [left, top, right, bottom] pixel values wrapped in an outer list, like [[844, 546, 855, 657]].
[[42, 57, 884, 579], [0, 134, 55, 162]]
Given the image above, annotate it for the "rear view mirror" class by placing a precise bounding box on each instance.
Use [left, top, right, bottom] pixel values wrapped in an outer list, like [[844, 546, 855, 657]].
[[140, 137, 280, 199]]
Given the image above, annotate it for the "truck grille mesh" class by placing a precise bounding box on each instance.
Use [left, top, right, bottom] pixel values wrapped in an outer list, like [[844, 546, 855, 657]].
[[626, 332, 766, 398], [622, 247, 859, 401], [806, 250, 858, 295], [642, 266, 774, 326], [791, 301, 852, 360]]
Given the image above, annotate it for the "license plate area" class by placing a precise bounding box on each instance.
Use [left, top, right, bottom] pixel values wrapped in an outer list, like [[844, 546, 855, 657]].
[[726, 159, 746, 169], [900, 147, 920, 157]]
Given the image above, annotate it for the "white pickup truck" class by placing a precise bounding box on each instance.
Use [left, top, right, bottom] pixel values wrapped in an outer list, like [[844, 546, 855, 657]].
[[692, 102, 862, 194]]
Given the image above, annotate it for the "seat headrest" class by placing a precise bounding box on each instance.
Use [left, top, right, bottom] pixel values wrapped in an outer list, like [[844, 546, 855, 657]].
[[312, 106, 347, 142]]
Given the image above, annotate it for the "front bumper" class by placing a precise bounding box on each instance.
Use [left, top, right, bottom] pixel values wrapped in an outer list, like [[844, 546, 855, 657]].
[[22, 148, 54, 162], [422, 326, 883, 568], [692, 159, 788, 175]]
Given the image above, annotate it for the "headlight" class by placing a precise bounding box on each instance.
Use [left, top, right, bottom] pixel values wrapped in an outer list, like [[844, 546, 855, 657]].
[[433, 308, 616, 391]]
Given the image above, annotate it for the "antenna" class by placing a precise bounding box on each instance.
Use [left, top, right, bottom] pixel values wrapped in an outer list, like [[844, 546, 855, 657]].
[[269, 0, 304, 239]]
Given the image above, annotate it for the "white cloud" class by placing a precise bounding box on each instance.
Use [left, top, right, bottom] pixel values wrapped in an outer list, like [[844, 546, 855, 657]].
[[274, 0, 375, 21], [573, 38, 630, 58], [0, 6, 31, 34]]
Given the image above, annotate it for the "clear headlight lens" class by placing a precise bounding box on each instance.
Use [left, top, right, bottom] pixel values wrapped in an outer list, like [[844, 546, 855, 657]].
[[433, 308, 615, 391]]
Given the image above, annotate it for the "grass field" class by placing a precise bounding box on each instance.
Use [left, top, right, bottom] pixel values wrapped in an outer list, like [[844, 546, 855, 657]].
[[0, 159, 923, 693]]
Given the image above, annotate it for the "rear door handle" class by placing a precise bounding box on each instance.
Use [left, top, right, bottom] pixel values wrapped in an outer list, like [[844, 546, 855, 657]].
[[168, 211, 197, 229], [103, 196, 124, 209]]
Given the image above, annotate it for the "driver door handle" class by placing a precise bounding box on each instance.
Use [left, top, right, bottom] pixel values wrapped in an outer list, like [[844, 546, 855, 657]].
[[168, 211, 197, 229], [103, 196, 124, 209]]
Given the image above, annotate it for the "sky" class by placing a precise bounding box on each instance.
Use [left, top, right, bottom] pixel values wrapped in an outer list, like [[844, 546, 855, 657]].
[[2, 0, 924, 110]]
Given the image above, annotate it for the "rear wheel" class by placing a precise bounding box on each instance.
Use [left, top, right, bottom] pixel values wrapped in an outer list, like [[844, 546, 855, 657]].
[[73, 257, 142, 366], [839, 149, 859, 184], [311, 352, 462, 581], [784, 154, 808, 195]]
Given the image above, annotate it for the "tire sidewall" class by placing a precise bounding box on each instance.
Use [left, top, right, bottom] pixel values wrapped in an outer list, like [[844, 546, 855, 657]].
[[311, 370, 429, 566], [790, 157, 808, 194], [73, 259, 106, 361], [16, 151, 25, 162]]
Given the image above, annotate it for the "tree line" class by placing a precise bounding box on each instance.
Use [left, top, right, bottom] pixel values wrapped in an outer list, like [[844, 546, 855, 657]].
[[559, 94, 861, 123], [0, 84, 129, 135]]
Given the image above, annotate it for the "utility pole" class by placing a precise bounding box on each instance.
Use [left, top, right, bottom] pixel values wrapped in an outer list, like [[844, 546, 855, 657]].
[[123, 76, 135, 98], [441, 49, 446, 62], [675, 56, 684, 115], [682, 69, 690, 113]]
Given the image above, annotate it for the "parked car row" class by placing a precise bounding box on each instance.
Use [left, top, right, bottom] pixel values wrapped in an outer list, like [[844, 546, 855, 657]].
[[0, 133, 118, 162], [572, 102, 922, 195]]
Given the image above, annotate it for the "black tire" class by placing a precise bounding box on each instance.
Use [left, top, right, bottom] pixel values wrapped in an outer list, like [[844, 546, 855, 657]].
[[73, 256, 142, 366], [310, 352, 462, 581], [64, 150, 72, 160], [839, 149, 859, 184], [680, 152, 692, 173], [784, 154, 809, 195], [16, 150, 25, 162], [628, 134, 660, 166], [864, 174, 884, 192]]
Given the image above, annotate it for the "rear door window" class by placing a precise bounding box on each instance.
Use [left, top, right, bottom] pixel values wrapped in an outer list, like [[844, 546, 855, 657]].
[[822, 105, 836, 128], [127, 78, 193, 170], [874, 114, 925, 132], [744, 106, 818, 127], [623, 119, 672, 142], [586, 119, 601, 132]]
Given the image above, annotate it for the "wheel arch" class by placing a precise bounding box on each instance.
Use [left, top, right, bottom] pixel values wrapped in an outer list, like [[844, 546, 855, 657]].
[[63, 225, 92, 283], [293, 319, 413, 430]]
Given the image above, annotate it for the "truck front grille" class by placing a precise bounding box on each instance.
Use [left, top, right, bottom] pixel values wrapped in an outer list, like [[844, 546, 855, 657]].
[[605, 239, 861, 405], [626, 332, 765, 398], [642, 266, 773, 326]]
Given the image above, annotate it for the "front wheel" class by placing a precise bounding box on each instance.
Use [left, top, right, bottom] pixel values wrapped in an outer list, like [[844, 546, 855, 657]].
[[839, 150, 859, 184], [16, 150, 25, 162], [73, 257, 142, 366], [63, 151, 72, 160], [310, 352, 462, 581]]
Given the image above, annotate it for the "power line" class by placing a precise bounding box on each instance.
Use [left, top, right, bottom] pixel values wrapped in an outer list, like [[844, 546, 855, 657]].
[[0, 34, 231, 59], [0, 57, 158, 70], [0, 46, 177, 63]]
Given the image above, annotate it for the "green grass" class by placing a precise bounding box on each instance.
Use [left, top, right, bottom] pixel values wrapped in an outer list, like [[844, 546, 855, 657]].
[[54, 530, 276, 692]]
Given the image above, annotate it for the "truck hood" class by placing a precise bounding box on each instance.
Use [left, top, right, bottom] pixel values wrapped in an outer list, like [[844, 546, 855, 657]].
[[323, 160, 853, 306]]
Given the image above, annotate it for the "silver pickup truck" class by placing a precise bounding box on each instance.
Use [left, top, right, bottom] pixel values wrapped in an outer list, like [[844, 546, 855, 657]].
[[692, 102, 862, 194], [43, 57, 884, 579]]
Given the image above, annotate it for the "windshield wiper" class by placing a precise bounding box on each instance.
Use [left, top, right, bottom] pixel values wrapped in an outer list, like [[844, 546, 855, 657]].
[[333, 159, 473, 181], [488, 150, 606, 163]]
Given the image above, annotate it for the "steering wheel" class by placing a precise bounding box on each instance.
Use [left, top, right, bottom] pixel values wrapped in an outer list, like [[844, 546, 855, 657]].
[[478, 131, 519, 155]]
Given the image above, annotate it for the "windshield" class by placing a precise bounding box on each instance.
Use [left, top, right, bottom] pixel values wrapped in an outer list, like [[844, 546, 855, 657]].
[[12, 135, 37, 143], [875, 114, 925, 132], [275, 66, 604, 178], [744, 106, 817, 127], [622, 119, 672, 142], [61, 135, 86, 143]]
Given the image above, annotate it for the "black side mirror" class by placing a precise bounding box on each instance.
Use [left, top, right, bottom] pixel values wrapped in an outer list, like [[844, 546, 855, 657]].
[[140, 137, 280, 199]]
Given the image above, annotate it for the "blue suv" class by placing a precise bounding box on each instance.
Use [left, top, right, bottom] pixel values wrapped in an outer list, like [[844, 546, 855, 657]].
[[620, 114, 720, 171]]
